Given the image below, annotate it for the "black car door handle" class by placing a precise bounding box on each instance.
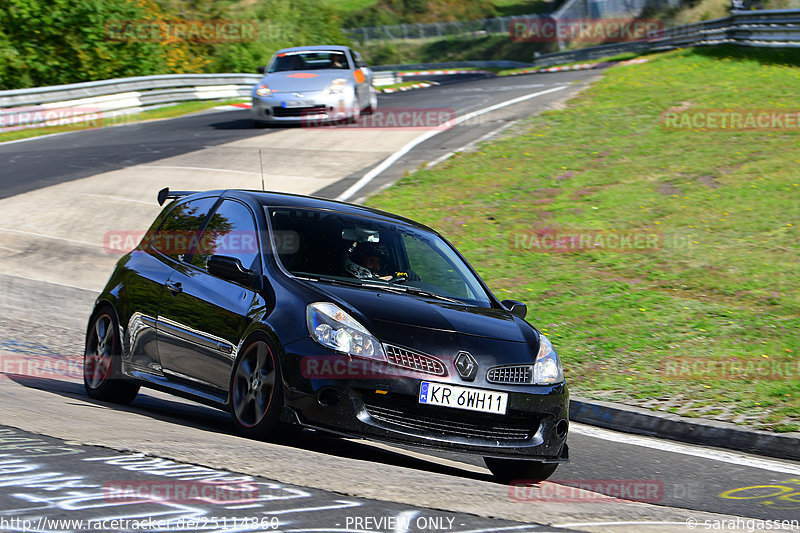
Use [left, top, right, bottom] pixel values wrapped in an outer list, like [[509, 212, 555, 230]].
[[166, 280, 183, 295]]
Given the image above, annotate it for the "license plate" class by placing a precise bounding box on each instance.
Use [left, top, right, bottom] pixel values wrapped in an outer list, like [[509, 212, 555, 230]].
[[282, 100, 310, 108], [418, 381, 508, 415]]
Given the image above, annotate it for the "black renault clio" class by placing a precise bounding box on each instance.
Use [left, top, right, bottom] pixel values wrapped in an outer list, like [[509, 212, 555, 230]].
[[84, 188, 569, 482]]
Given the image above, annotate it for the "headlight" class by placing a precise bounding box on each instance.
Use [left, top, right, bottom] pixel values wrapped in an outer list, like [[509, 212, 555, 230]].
[[306, 302, 386, 360], [327, 78, 348, 94], [255, 84, 272, 97], [533, 333, 564, 385]]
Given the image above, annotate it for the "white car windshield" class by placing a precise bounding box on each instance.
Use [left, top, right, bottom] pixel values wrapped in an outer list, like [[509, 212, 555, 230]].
[[267, 207, 492, 307], [269, 51, 349, 72]]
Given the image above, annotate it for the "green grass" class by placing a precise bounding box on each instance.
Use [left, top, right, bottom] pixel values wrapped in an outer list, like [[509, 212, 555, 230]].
[[492, 0, 556, 16], [320, 0, 378, 12], [0, 99, 247, 144], [366, 45, 800, 432], [326, 0, 553, 16]]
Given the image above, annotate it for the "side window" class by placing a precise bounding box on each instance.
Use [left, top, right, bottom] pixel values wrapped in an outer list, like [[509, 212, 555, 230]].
[[151, 197, 217, 261], [191, 200, 260, 273], [353, 51, 364, 67]]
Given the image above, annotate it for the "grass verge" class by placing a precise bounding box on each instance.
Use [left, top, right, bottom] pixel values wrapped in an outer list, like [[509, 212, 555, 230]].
[[0, 99, 248, 144], [366, 45, 800, 432]]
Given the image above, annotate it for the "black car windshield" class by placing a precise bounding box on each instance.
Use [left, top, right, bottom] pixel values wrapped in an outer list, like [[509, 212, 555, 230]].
[[268, 51, 349, 72], [267, 207, 492, 307]]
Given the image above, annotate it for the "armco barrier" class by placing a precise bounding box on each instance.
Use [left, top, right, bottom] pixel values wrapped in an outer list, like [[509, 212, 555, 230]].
[[0, 74, 262, 129], [532, 9, 800, 67]]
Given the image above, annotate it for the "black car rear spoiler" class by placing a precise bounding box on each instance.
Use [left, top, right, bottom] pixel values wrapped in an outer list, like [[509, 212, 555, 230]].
[[157, 187, 197, 206]]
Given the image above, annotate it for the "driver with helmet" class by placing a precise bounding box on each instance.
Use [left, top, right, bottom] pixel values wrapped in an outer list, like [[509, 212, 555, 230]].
[[344, 242, 392, 280]]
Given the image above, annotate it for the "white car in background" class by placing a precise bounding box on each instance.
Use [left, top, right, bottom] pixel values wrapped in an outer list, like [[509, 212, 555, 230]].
[[252, 45, 378, 126]]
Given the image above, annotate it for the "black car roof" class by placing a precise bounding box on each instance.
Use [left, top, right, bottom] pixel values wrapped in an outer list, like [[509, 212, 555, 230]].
[[221, 189, 437, 234]]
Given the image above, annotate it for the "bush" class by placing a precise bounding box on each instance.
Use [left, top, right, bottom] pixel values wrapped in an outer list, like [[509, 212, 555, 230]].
[[0, 0, 349, 89]]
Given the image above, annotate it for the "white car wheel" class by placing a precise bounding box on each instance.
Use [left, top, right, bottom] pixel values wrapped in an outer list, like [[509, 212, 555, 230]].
[[367, 88, 378, 114]]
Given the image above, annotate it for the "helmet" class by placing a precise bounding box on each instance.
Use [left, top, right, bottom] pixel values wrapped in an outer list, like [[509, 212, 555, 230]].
[[344, 241, 388, 278]]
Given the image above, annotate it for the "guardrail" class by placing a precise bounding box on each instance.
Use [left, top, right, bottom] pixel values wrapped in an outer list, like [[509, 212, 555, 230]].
[[532, 9, 800, 66], [372, 60, 533, 71], [372, 71, 399, 86], [0, 74, 262, 130]]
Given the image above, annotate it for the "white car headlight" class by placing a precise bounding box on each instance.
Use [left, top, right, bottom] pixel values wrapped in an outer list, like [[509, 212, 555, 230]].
[[306, 302, 386, 360], [327, 78, 348, 94], [533, 333, 564, 385], [255, 84, 272, 97]]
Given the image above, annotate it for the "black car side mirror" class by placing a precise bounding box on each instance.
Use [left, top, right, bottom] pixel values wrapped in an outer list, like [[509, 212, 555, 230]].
[[208, 255, 259, 288], [256, 65, 266, 74], [501, 299, 527, 319]]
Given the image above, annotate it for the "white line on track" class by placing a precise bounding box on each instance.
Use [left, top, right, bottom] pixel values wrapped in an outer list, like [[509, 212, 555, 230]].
[[335, 85, 569, 201], [0, 130, 92, 146], [570, 423, 800, 474]]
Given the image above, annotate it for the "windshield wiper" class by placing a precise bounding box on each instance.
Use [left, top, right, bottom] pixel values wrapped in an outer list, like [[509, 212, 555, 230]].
[[402, 286, 462, 304], [305, 275, 391, 291], [301, 274, 462, 303]]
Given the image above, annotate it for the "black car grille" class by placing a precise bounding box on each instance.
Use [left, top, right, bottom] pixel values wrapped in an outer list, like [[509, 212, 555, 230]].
[[361, 392, 537, 442], [384, 344, 446, 376], [487, 365, 533, 384], [272, 106, 327, 118]]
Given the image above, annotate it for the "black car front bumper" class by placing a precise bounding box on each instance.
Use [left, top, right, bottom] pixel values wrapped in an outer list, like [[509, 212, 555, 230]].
[[280, 339, 569, 461]]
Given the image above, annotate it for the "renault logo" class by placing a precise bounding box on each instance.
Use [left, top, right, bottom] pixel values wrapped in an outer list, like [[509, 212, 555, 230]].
[[454, 352, 478, 381]]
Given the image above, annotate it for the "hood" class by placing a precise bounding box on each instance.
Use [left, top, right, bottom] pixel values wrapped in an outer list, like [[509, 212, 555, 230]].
[[302, 281, 537, 343], [262, 71, 352, 92]]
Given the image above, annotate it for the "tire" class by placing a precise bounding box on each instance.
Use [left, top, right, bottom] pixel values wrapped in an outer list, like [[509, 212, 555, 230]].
[[230, 335, 285, 440], [484, 457, 559, 484], [347, 102, 361, 124], [365, 87, 378, 115], [84, 306, 139, 404]]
